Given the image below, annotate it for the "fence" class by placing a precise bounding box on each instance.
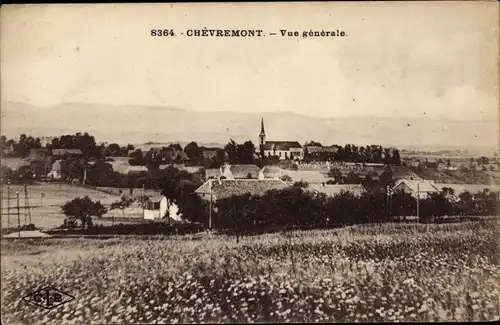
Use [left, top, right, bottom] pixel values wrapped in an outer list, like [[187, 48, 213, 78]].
[[1, 183, 36, 235]]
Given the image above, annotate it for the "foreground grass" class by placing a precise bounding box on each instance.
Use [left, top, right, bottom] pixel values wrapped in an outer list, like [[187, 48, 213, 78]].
[[1, 221, 499, 324]]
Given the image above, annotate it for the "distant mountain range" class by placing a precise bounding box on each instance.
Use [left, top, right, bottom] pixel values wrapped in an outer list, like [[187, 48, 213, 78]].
[[1, 101, 498, 152]]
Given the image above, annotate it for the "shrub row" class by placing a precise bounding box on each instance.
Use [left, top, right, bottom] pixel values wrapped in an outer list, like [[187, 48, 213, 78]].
[[46, 222, 205, 236], [212, 186, 498, 231]]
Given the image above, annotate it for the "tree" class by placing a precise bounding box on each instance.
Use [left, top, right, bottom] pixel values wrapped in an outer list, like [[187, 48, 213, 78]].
[[391, 149, 401, 166], [105, 143, 121, 157], [379, 169, 394, 188], [209, 148, 226, 168], [61, 196, 107, 229], [126, 144, 135, 151], [328, 168, 343, 184], [478, 156, 489, 166], [225, 139, 239, 164], [129, 149, 144, 165], [110, 197, 134, 218], [345, 171, 362, 184], [292, 180, 309, 188], [184, 142, 202, 164], [239, 141, 256, 164], [304, 141, 323, 147], [168, 143, 183, 152], [280, 174, 293, 182]]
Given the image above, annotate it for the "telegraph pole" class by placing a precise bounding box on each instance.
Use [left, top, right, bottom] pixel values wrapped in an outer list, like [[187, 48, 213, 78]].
[[7, 180, 11, 229], [24, 184, 32, 225], [416, 182, 420, 224], [16, 192, 20, 238], [209, 180, 213, 230]]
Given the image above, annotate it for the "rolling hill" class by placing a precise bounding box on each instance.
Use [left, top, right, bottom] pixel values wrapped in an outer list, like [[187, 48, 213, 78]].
[[1, 101, 498, 150]]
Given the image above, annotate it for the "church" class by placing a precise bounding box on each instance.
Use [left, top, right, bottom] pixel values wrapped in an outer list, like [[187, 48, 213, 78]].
[[258, 118, 304, 161]]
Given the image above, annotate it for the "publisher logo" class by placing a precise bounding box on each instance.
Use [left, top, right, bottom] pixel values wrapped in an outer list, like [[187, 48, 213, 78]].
[[22, 287, 75, 310]]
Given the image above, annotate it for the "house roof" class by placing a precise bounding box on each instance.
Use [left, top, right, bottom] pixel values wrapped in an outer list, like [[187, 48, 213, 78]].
[[261, 165, 281, 178], [279, 170, 332, 184], [307, 184, 366, 197], [195, 179, 288, 200], [205, 168, 220, 179], [393, 179, 439, 193], [262, 141, 302, 150], [225, 164, 260, 179]]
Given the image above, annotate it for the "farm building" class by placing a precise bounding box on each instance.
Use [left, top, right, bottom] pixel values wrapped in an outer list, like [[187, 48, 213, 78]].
[[392, 179, 439, 199], [143, 195, 182, 221], [194, 179, 287, 202], [306, 183, 366, 197]]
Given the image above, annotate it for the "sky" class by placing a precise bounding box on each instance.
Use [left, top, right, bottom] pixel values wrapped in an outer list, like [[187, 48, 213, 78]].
[[1, 2, 498, 121]]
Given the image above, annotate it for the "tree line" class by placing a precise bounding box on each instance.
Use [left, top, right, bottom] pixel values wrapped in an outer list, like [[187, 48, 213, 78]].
[[0, 133, 136, 159], [213, 185, 498, 233]]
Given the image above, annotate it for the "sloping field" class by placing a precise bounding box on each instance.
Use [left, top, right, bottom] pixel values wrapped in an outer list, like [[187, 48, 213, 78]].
[[391, 166, 423, 180], [434, 183, 500, 196], [0, 183, 142, 229], [416, 169, 496, 185], [1, 221, 499, 323], [1, 157, 29, 170]]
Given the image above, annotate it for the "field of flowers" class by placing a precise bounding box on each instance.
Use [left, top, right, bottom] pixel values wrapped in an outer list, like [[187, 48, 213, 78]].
[[1, 221, 499, 324]]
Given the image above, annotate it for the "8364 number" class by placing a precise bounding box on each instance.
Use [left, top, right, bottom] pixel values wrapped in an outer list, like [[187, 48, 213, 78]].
[[151, 29, 176, 37]]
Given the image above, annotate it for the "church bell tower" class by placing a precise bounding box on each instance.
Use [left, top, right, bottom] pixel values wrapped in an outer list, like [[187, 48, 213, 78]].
[[259, 117, 266, 146], [259, 118, 266, 158]]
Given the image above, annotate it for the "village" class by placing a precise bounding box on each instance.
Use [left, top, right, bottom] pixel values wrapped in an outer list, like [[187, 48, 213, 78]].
[[2, 3, 499, 324], [1, 117, 499, 235]]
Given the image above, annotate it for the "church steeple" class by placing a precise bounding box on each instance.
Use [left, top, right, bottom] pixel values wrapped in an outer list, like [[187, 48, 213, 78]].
[[259, 117, 266, 146]]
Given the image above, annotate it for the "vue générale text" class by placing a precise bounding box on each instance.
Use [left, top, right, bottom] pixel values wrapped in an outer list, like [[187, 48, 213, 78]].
[[151, 29, 347, 38]]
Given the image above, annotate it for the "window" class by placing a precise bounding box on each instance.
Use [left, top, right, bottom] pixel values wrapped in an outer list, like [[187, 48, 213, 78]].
[[279, 152, 282, 157]]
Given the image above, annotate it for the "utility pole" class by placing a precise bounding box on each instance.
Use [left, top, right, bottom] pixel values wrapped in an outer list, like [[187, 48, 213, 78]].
[[209, 180, 213, 230], [7, 180, 11, 229], [386, 186, 390, 222], [24, 184, 32, 225], [16, 192, 20, 238], [416, 182, 420, 224], [142, 183, 145, 218]]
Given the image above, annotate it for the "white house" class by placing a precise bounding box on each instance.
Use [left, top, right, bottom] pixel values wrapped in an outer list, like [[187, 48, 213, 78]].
[[47, 159, 63, 180], [143, 195, 182, 221]]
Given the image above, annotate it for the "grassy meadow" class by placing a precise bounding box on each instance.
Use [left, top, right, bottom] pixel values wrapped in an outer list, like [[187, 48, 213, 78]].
[[1, 221, 499, 324], [0, 183, 152, 229]]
